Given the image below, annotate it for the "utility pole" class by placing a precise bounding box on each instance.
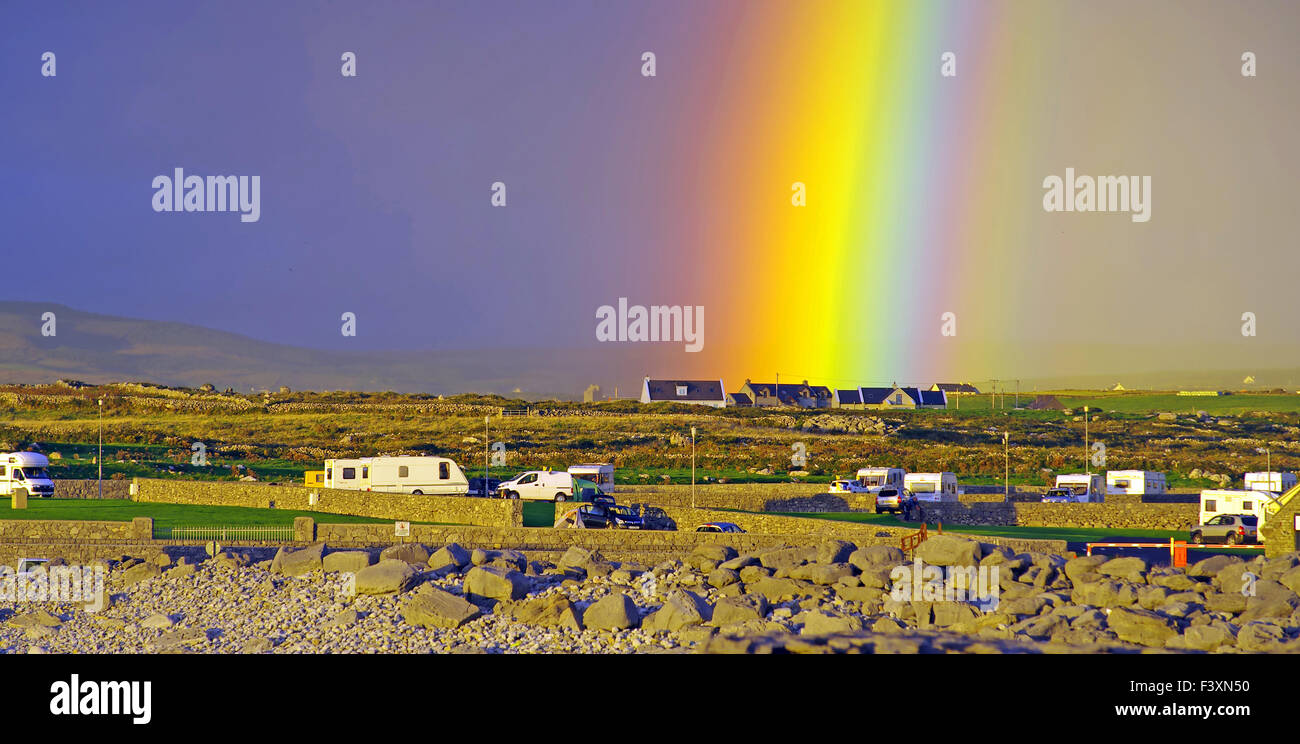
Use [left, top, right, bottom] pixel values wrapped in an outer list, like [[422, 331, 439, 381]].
[[97, 397, 103, 500], [484, 415, 490, 492], [1084, 405, 1090, 475], [1015, 379, 1019, 409], [1004, 431, 1010, 502], [690, 426, 697, 508]]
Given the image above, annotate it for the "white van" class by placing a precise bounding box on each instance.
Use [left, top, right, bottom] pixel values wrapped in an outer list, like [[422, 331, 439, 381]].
[[904, 472, 959, 502], [1055, 474, 1105, 502], [324, 456, 469, 496], [0, 452, 56, 498], [1106, 470, 1166, 496], [1244, 471, 1297, 494], [856, 467, 906, 493], [497, 470, 577, 502], [567, 463, 615, 495], [1199, 489, 1273, 543]]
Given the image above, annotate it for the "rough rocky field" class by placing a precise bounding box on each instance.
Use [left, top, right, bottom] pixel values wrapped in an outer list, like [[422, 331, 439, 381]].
[[3, 535, 1300, 654]]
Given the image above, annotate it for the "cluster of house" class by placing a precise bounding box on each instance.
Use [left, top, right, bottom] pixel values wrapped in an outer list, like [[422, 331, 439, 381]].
[[639, 377, 982, 410]]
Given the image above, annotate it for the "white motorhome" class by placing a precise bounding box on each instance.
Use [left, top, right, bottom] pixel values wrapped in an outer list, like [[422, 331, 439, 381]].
[[496, 470, 577, 502], [324, 456, 469, 496], [0, 452, 55, 498], [1054, 474, 1105, 502], [855, 467, 906, 492], [904, 472, 959, 502], [1106, 470, 1166, 496], [1244, 471, 1297, 494], [567, 463, 615, 495], [1199, 489, 1274, 542]]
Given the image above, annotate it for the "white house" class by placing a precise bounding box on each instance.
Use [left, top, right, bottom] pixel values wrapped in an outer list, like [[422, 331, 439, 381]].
[[640, 378, 727, 408]]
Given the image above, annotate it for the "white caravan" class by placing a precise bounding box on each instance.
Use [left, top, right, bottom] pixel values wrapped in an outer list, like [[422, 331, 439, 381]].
[[1199, 489, 1274, 542], [855, 467, 906, 493], [1054, 474, 1105, 502], [904, 472, 959, 502], [496, 470, 577, 502], [567, 463, 615, 495], [1106, 470, 1167, 496], [324, 456, 469, 496], [1244, 471, 1297, 494], [0, 452, 55, 498]]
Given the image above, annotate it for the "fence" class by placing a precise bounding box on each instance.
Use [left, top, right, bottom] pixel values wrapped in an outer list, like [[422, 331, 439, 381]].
[[500, 408, 533, 417], [157, 525, 296, 542]]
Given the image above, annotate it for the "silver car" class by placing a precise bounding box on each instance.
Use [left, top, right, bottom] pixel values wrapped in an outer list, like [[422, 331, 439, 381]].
[[1190, 514, 1258, 545], [875, 487, 905, 514]]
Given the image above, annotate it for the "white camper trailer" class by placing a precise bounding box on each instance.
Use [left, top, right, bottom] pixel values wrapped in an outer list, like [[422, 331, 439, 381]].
[[567, 463, 615, 495], [1054, 473, 1105, 502], [855, 467, 906, 492], [1244, 471, 1297, 494], [0, 452, 55, 498], [324, 456, 469, 496], [1106, 470, 1166, 496], [904, 472, 959, 502], [1199, 489, 1274, 543]]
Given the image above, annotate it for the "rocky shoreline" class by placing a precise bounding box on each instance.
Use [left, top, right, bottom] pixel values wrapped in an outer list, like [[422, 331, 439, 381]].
[[2, 534, 1299, 654]]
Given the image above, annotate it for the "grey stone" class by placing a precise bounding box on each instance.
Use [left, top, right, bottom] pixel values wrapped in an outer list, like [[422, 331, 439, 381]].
[[464, 566, 530, 602], [711, 594, 770, 626], [849, 545, 905, 571], [1106, 607, 1177, 646], [123, 562, 161, 587], [272, 542, 325, 577], [323, 550, 372, 574], [379, 543, 431, 566], [1098, 557, 1148, 583], [816, 539, 856, 565], [428, 543, 471, 571], [353, 559, 419, 595], [402, 587, 482, 629], [914, 534, 982, 566], [584, 593, 640, 631]]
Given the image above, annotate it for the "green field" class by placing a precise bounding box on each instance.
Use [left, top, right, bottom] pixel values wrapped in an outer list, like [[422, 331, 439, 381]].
[[0, 498, 450, 530]]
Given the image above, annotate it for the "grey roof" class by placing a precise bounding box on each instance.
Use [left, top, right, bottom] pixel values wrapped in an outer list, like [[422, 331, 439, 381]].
[[644, 379, 724, 402], [835, 389, 862, 405], [933, 383, 981, 394], [918, 390, 947, 406], [728, 392, 753, 405], [859, 387, 896, 405]]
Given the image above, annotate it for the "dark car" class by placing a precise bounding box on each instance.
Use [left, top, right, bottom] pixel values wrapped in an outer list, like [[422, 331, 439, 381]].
[[466, 477, 503, 498], [577, 500, 643, 529], [695, 522, 745, 534]]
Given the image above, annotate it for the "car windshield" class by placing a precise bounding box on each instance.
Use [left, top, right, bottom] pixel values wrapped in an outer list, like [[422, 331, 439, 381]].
[[1241, 516, 1258, 526], [21, 468, 49, 479]]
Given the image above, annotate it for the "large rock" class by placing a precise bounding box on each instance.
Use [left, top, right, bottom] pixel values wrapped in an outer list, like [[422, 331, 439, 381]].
[[817, 540, 856, 565], [428, 543, 471, 572], [745, 577, 805, 603], [1188, 555, 1243, 578], [797, 610, 864, 635], [711, 594, 770, 626], [1098, 557, 1148, 583], [849, 545, 905, 572], [707, 568, 740, 588], [689, 544, 738, 571], [6, 610, 62, 629], [584, 593, 640, 630], [1278, 566, 1300, 595], [557, 546, 606, 570], [1203, 592, 1248, 614], [323, 550, 372, 574], [353, 559, 419, 595], [402, 586, 482, 629], [1216, 562, 1257, 594], [644, 590, 710, 632], [273, 543, 325, 577], [1106, 607, 1176, 646], [1149, 571, 1204, 592], [1063, 555, 1110, 584], [464, 566, 530, 602], [914, 535, 982, 567], [1175, 623, 1236, 651], [123, 562, 161, 587], [1236, 621, 1288, 652], [1071, 580, 1139, 608], [759, 546, 816, 571], [380, 543, 431, 566], [498, 594, 583, 630]]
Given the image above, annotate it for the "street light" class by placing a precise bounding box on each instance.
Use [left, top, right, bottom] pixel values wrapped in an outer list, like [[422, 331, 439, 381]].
[[1003, 431, 1010, 502], [97, 398, 103, 500], [690, 426, 697, 508], [484, 415, 490, 494]]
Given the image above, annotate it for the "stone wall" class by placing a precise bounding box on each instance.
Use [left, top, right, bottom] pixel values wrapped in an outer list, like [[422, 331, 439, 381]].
[[51, 479, 132, 500], [1261, 492, 1300, 558], [131, 478, 521, 528], [0, 517, 151, 545], [913, 502, 1198, 531]]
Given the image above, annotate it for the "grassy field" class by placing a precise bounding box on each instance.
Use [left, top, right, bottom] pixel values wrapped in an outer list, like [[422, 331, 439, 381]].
[[0, 499, 446, 530]]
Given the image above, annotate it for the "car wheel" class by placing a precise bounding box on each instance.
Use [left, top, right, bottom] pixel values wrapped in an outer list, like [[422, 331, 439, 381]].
[[555, 493, 566, 503], [508, 491, 519, 500], [1191, 532, 1204, 545], [1225, 533, 1238, 546], [411, 489, 423, 495]]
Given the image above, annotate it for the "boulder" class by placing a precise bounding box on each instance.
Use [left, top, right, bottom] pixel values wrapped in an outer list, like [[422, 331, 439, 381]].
[[402, 587, 482, 629], [212, 551, 250, 570], [644, 590, 710, 632], [557, 546, 606, 570], [272, 543, 325, 577], [1098, 557, 1148, 583], [719, 555, 759, 572], [745, 577, 805, 603], [707, 568, 740, 588], [324, 608, 359, 628], [691, 544, 738, 565], [123, 562, 162, 587], [498, 594, 583, 630], [141, 613, 174, 629], [1071, 580, 1139, 608], [464, 566, 530, 602], [759, 546, 816, 571], [353, 559, 419, 595], [1188, 555, 1242, 578], [931, 602, 980, 628], [1236, 621, 1288, 652], [1106, 607, 1177, 646], [165, 563, 197, 579], [711, 594, 770, 626], [817, 540, 856, 565], [834, 585, 884, 605], [804, 563, 855, 586], [1216, 563, 1257, 595], [1149, 572, 1204, 592], [739, 565, 772, 583], [6, 610, 62, 629], [1176, 623, 1235, 651], [428, 543, 471, 572], [1278, 566, 1300, 595], [380, 543, 431, 566], [849, 545, 905, 572], [1063, 555, 1110, 584], [914, 534, 982, 566], [323, 550, 372, 574], [583, 593, 640, 630], [797, 610, 864, 635]]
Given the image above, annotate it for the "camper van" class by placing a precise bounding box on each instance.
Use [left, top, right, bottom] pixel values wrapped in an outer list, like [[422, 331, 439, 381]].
[[1244, 471, 1297, 494], [1199, 489, 1273, 543], [855, 467, 906, 492], [567, 463, 615, 495], [0, 452, 55, 498], [496, 470, 577, 502], [1106, 470, 1167, 496], [323, 456, 469, 496], [1054, 474, 1105, 503], [903, 472, 959, 502]]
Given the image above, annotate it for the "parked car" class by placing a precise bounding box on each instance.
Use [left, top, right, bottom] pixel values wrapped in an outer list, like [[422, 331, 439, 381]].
[[828, 479, 870, 494], [695, 522, 745, 533], [1041, 487, 1076, 503], [496, 470, 576, 502], [874, 487, 907, 514], [1190, 514, 1258, 545], [576, 500, 643, 529], [466, 477, 503, 498]]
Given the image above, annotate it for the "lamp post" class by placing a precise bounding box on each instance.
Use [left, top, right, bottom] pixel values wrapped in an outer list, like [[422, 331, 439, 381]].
[[1004, 431, 1010, 502], [97, 397, 103, 500], [484, 415, 490, 493], [1084, 405, 1089, 475], [691, 426, 697, 508]]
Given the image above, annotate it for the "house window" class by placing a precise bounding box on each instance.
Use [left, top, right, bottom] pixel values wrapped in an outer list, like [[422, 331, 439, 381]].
[[440, 462, 450, 479], [1243, 500, 1253, 511], [326, 468, 332, 480], [893, 394, 902, 405], [676, 385, 688, 397], [0, 466, 5, 477], [362, 467, 369, 479], [398, 465, 409, 478], [1204, 499, 1216, 512], [342, 467, 356, 480]]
